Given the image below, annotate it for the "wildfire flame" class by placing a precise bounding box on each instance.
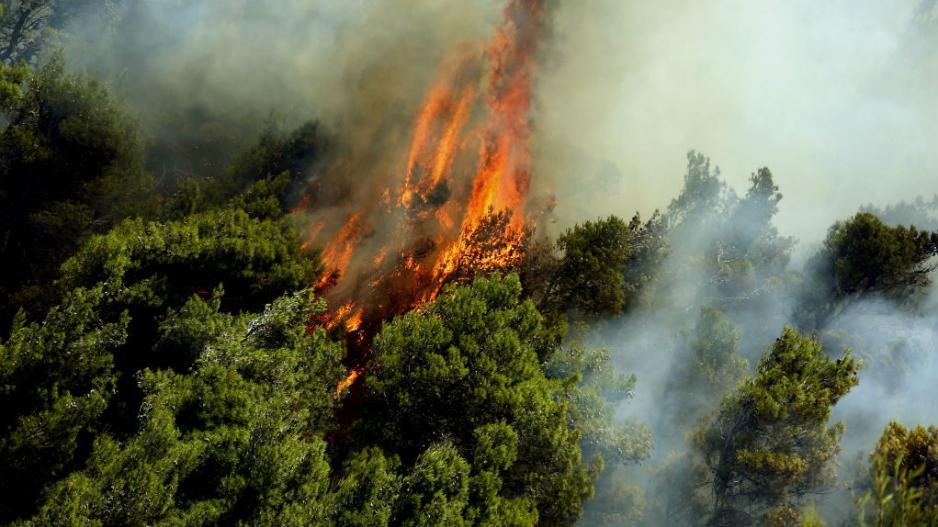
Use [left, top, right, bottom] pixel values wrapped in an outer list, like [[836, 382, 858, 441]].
[[298, 0, 547, 391], [335, 368, 361, 398]]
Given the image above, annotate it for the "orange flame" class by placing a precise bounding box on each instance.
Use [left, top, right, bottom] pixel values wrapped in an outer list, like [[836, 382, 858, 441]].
[[300, 0, 547, 389], [427, 0, 542, 296], [346, 307, 364, 332], [315, 211, 367, 290], [335, 368, 361, 397]]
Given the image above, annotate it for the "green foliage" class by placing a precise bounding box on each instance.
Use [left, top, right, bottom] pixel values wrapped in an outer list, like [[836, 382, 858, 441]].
[[801, 212, 938, 326], [553, 216, 631, 316], [19, 289, 344, 526], [695, 326, 859, 524], [363, 273, 635, 525], [529, 216, 633, 321], [820, 212, 937, 297], [0, 56, 155, 328], [58, 208, 318, 316], [332, 447, 402, 527], [0, 286, 123, 519], [53, 208, 320, 442], [398, 443, 472, 527], [0, 205, 326, 522], [855, 422, 938, 526], [523, 211, 668, 321]]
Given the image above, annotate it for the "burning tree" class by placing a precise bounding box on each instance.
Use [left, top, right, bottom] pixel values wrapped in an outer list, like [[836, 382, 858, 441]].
[[295, 0, 552, 394]]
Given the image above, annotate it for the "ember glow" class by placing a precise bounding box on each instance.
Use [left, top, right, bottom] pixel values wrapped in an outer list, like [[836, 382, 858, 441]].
[[298, 0, 547, 385]]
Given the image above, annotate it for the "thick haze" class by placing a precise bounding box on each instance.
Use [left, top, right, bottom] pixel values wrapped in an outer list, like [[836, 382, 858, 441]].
[[64, 0, 503, 178], [537, 0, 937, 244], [62, 1, 936, 244]]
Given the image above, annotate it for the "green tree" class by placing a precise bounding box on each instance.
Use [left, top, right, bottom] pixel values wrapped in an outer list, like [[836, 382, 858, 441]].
[[823, 213, 937, 297], [0, 56, 154, 329], [362, 274, 639, 525], [0, 285, 123, 520], [331, 447, 403, 527], [695, 326, 859, 525], [801, 212, 938, 325], [855, 421, 938, 526], [20, 289, 344, 526], [532, 216, 632, 320], [57, 208, 318, 317], [397, 443, 472, 527], [0, 208, 321, 522]]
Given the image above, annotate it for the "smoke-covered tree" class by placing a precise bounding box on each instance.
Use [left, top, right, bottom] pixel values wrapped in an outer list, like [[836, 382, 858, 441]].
[[715, 168, 794, 306], [694, 326, 859, 525], [651, 153, 795, 314], [861, 195, 938, 232], [0, 0, 118, 65], [640, 309, 750, 526], [581, 469, 647, 526], [543, 342, 653, 467], [620, 210, 669, 309], [165, 120, 327, 220], [667, 151, 731, 230], [668, 307, 749, 427]]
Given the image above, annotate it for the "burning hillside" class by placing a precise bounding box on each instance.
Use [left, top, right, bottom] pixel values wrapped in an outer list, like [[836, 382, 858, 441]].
[[298, 0, 550, 381]]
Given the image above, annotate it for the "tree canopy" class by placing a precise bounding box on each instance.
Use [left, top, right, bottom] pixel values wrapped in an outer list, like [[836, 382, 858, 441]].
[[695, 327, 859, 525], [0, 56, 154, 328]]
